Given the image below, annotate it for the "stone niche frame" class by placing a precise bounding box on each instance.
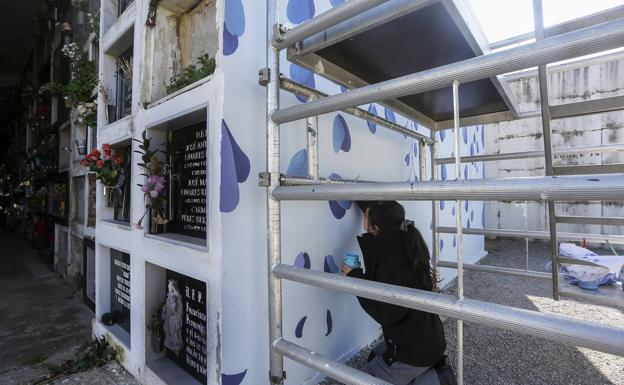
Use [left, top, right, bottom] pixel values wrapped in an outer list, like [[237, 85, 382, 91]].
[[142, 0, 218, 102], [144, 106, 209, 248], [145, 261, 208, 385]]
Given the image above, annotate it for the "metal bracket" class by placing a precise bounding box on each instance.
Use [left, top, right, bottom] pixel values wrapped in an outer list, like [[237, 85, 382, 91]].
[[258, 68, 270, 86], [259, 172, 271, 187], [269, 371, 286, 384], [273, 23, 285, 43]]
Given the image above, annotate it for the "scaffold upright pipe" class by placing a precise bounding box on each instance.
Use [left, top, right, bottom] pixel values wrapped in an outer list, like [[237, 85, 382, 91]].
[[271, 18, 624, 124], [430, 131, 440, 289], [452, 80, 464, 385], [306, 98, 319, 180], [272, 0, 390, 50], [267, 4, 284, 384], [533, 0, 560, 301]]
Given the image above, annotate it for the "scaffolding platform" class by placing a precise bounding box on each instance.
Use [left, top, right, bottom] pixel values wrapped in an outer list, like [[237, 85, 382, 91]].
[[287, 0, 518, 128]]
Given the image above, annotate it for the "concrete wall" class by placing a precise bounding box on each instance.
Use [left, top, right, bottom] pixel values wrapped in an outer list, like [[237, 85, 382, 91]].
[[484, 53, 624, 242]]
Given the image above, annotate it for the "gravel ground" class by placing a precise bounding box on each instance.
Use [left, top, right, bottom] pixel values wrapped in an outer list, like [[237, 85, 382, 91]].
[[321, 239, 624, 385], [47, 362, 137, 385]]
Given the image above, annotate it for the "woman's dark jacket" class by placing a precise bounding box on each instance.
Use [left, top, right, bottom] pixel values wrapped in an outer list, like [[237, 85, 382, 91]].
[[347, 231, 446, 367]]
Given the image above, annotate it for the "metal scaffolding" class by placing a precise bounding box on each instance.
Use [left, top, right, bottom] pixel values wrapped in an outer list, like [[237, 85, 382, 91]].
[[263, 1, 624, 384]]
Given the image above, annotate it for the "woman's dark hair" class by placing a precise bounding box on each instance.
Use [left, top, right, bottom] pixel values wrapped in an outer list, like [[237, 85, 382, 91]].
[[364, 201, 436, 291]]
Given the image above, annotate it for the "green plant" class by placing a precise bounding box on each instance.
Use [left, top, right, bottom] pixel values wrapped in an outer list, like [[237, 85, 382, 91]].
[[35, 337, 117, 384], [165, 53, 216, 94], [38, 82, 65, 97], [62, 43, 98, 105], [134, 130, 168, 228]]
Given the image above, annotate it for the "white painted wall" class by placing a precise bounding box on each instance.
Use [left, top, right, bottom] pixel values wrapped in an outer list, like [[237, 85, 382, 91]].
[[484, 52, 624, 242], [94, 0, 488, 384]]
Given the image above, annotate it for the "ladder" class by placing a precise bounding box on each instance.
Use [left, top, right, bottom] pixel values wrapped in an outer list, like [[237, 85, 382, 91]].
[[263, 1, 624, 384]]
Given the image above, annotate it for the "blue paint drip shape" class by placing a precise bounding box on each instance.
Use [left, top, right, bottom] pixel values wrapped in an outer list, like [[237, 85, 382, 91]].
[[290, 65, 315, 102], [294, 252, 311, 269], [325, 310, 333, 336], [295, 316, 307, 338], [367, 104, 377, 133], [220, 120, 251, 213], [287, 149, 308, 177], [384, 108, 396, 123], [287, 0, 315, 24], [222, 370, 247, 385], [332, 114, 351, 153], [328, 173, 351, 219], [324, 255, 339, 273], [404, 153, 410, 166], [223, 0, 245, 56], [462, 126, 468, 144]]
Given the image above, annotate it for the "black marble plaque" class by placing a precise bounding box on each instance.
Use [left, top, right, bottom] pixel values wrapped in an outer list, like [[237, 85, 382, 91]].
[[110, 249, 131, 333], [165, 270, 207, 384], [168, 122, 207, 239]]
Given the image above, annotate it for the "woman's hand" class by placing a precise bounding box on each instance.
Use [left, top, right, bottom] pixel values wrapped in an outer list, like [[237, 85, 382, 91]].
[[340, 263, 353, 276]]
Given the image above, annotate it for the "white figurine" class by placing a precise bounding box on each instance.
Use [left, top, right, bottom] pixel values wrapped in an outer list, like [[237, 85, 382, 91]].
[[162, 279, 184, 355]]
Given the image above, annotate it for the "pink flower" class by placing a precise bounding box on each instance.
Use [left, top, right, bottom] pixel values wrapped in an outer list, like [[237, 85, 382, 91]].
[[141, 185, 149, 193], [149, 190, 159, 198]]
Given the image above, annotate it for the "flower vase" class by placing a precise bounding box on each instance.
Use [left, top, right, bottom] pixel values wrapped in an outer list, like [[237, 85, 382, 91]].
[[151, 333, 163, 353], [103, 186, 115, 207], [149, 209, 165, 234]]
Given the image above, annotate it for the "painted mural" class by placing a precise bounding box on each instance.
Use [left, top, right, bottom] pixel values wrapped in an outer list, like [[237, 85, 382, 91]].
[[218, 0, 486, 383]]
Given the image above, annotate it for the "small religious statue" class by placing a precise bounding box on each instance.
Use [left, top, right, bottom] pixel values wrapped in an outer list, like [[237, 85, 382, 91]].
[[162, 279, 184, 355]]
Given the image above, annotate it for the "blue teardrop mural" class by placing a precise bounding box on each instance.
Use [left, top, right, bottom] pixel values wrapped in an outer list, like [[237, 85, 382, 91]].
[[324, 255, 339, 273], [295, 316, 307, 338], [332, 114, 351, 153], [481, 124, 485, 147], [220, 120, 251, 213], [294, 252, 311, 269], [467, 219, 471, 229], [290, 65, 315, 102], [440, 239, 444, 252], [405, 153, 410, 166], [440, 200, 445, 210], [287, 0, 315, 24], [384, 108, 396, 123], [222, 370, 247, 385], [325, 310, 333, 336], [471, 209, 474, 222], [464, 165, 468, 180], [462, 126, 468, 144], [367, 104, 377, 133], [453, 235, 456, 247], [470, 143, 475, 157], [439, 130, 446, 142], [287, 149, 308, 177], [482, 203, 486, 227], [441, 164, 447, 180], [330, 0, 346, 6], [340, 85, 348, 93], [223, 0, 245, 56], [328, 173, 351, 219], [465, 200, 469, 213], [223, 26, 239, 56], [452, 205, 455, 216]]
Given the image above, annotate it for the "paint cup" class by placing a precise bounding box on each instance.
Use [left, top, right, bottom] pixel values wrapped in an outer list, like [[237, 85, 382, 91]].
[[343, 253, 361, 269]]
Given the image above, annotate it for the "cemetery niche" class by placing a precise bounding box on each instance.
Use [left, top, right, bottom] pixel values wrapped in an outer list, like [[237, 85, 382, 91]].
[[167, 122, 207, 239], [163, 269, 207, 383]]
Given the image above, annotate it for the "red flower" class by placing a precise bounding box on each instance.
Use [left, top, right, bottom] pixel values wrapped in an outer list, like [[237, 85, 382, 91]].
[[113, 156, 123, 166], [79, 159, 88, 166], [103, 144, 112, 156], [90, 149, 101, 159], [96, 160, 105, 168]]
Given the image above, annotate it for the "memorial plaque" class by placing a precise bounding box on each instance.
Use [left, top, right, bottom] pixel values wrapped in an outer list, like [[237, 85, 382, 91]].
[[168, 122, 207, 239], [110, 249, 131, 334], [165, 270, 207, 384]]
